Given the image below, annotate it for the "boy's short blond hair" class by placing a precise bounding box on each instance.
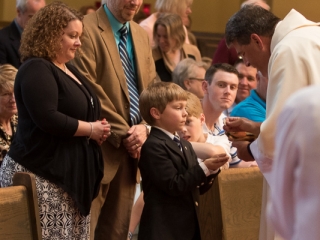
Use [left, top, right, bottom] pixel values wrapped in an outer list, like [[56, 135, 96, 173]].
[[186, 92, 203, 118], [139, 82, 187, 125]]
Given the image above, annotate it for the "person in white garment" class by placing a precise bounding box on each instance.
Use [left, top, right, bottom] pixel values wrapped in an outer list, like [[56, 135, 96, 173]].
[[269, 85, 320, 240], [223, 5, 320, 240]]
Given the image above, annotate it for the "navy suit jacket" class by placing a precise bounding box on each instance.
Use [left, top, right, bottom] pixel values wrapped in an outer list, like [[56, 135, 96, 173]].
[[0, 21, 21, 68], [138, 127, 219, 240]]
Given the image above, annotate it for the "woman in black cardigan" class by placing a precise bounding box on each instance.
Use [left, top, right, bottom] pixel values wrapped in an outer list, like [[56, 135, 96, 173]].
[[0, 2, 111, 239]]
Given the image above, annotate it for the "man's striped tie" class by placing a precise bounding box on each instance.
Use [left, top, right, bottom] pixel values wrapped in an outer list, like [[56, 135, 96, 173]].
[[118, 24, 141, 126]]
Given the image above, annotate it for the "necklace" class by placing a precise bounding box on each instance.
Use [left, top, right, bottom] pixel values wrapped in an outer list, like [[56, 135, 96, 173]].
[[0, 122, 12, 141], [53, 62, 67, 73]]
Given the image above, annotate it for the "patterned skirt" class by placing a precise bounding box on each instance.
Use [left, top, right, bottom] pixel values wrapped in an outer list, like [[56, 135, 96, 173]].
[[0, 155, 90, 240]]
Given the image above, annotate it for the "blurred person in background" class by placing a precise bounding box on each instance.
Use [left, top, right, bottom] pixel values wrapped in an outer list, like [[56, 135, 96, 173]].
[[184, 15, 197, 46], [172, 58, 206, 99], [224, 58, 258, 116], [0, 0, 46, 68], [0, 64, 18, 166], [140, 0, 192, 47], [133, 9, 148, 24], [153, 13, 201, 82], [211, 0, 270, 65], [79, 5, 96, 15], [231, 71, 267, 122], [270, 85, 320, 240], [234, 59, 258, 103]]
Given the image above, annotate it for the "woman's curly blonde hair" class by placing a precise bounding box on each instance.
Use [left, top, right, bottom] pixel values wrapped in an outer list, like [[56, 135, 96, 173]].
[[20, 1, 83, 62]]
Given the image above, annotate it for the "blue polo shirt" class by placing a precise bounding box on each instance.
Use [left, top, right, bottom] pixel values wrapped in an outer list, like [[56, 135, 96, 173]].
[[230, 89, 266, 122]]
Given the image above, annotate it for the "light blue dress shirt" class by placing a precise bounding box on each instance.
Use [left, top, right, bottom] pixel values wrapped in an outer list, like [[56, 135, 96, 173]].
[[104, 4, 136, 73]]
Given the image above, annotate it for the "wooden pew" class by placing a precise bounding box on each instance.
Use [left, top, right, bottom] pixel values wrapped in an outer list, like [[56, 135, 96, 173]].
[[199, 167, 263, 240], [0, 172, 42, 240]]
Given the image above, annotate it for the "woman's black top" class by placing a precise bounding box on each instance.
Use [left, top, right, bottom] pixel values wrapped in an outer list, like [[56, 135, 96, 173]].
[[9, 58, 103, 216]]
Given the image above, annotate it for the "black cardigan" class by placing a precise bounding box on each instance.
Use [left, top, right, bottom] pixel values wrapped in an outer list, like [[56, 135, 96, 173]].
[[9, 58, 103, 216]]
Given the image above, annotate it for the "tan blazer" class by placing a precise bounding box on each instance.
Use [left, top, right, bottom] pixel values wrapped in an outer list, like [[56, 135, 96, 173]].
[[72, 7, 156, 183]]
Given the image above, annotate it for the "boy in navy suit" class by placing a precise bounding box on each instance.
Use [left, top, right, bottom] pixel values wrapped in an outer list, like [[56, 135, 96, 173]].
[[138, 82, 229, 240]]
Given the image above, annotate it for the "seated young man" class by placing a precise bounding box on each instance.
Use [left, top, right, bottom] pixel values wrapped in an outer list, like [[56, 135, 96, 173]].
[[137, 82, 228, 240]]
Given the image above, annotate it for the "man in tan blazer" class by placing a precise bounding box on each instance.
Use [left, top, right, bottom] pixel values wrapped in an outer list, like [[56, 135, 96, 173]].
[[71, 0, 156, 239]]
